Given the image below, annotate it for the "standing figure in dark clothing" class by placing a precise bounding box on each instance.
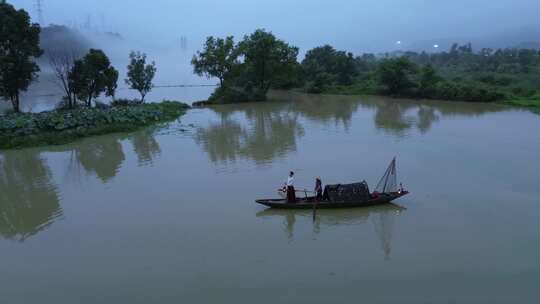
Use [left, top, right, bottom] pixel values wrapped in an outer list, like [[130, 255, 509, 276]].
[[286, 171, 296, 203], [314, 177, 323, 201]]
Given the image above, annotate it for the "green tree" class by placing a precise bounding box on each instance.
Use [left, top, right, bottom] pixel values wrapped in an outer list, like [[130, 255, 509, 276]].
[[104, 67, 119, 101], [69, 49, 118, 107], [302, 45, 357, 89], [334, 51, 357, 85], [191, 36, 238, 87], [0, 1, 43, 112], [419, 64, 441, 96], [126, 51, 156, 103], [518, 49, 536, 73], [377, 57, 417, 94], [237, 29, 299, 93]]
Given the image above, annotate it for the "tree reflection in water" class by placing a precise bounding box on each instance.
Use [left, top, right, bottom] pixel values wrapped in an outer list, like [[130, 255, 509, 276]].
[[130, 129, 162, 166], [285, 92, 361, 130], [0, 129, 164, 242], [194, 102, 305, 165], [373, 101, 416, 136], [0, 150, 62, 242], [256, 204, 406, 260], [72, 136, 126, 183], [416, 106, 440, 134], [0, 93, 504, 242], [62, 129, 162, 182], [363, 95, 504, 137], [195, 92, 504, 164]]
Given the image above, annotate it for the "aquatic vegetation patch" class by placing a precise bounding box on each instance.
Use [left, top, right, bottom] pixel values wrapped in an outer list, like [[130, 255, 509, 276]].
[[0, 101, 189, 149]]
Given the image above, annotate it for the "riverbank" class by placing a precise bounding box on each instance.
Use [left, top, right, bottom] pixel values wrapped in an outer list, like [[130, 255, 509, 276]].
[[191, 88, 540, 115], [319, 86, 540, 113], [0, 101, 189, 150], [502, 96, 540, 113]]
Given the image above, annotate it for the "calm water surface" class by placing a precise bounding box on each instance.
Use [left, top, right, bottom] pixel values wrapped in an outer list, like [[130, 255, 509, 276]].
[[1, 92, 540, 303]]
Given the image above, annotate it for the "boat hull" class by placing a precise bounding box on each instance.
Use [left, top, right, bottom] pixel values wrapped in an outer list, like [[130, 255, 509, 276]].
[[255, 192, 409, 209]]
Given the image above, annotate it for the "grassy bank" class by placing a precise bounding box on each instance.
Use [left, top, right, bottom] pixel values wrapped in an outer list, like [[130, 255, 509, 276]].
[[0, 101, 189, 150], [501, 95, 540, 113], [302, 81, 540, 114]]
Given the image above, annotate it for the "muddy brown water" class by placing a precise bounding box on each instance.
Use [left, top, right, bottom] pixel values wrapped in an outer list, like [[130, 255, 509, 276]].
[[1, 91, 540, 303]]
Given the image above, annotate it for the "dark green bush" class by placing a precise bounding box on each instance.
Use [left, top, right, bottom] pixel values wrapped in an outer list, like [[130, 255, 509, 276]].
[[111, 98, 141, 107], [511, 87, 536, 97], [207, 86, 266, 104], [476, 74, 513, 86], [426, 81, 505, 102]]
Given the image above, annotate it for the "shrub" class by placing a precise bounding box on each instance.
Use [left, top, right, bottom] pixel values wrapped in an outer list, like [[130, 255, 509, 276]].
[[207, 86, 266, 103], [428, 81, 505, 102], [111, 98, 141, 107], [511, 87, 536, 97], [305, 81, 323, 94], [94, 100, 110, 109], [476, 74, 513, 86]]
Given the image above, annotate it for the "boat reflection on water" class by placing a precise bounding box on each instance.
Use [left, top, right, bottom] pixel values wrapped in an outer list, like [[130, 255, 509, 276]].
[[256, 203, 406, 260]]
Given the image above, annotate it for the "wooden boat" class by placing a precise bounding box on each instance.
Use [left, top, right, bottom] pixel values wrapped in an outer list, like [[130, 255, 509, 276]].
[[255, 191, 409, 209], [255, 158, 409, 209], [255, 202, 407, 222]]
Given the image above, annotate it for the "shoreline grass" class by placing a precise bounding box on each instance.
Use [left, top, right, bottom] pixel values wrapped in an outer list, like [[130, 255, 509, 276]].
[[501, 97, 540, 114]]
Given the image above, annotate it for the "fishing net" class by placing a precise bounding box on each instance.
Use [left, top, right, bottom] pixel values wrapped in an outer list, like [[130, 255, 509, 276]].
[[374, 158, 397, 194]]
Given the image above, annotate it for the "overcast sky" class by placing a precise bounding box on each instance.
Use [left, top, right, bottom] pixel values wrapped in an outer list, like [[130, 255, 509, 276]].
[[9, 0, 540, 52]]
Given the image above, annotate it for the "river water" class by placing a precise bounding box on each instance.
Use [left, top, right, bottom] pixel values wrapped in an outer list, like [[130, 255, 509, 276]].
[[1, 91, 540, 303]]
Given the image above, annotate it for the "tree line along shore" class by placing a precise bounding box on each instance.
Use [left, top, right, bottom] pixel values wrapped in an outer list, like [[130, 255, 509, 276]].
[[1, 1, 539, 149], [191, 32, 540, 112]]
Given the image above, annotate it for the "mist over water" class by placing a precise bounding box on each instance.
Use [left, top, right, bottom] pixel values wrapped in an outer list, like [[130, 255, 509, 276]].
[[4, 0, 540, 111], [13, 33, 216, 112]]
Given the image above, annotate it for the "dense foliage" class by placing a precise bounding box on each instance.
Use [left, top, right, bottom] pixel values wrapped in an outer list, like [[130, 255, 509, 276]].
[[301, 45, 357, 93], [0, 101, 189, 149], [350, 43, 540, 102], [192, 29, 299, 103], [0, 0, 43, 112], [191, 36, 238, 87], [377, 57, 417, 94], [191, 29, 540, 105], [237, 29, 300, 93], [68, 49, 118, 107]]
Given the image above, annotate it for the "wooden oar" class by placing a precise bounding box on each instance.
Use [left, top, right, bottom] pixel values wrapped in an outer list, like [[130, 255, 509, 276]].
[[312, 199, 318, 222]]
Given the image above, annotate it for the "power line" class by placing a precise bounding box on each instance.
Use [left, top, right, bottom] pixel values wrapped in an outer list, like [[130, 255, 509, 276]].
[[23, 84, 218, 98]]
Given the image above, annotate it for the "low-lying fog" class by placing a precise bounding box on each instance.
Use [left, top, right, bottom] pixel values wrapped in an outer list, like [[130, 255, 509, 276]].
[[4, 0, 540, 112]]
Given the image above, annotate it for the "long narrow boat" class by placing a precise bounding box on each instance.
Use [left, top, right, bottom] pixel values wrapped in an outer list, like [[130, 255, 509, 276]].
[[255, 191, 409, 209], [255, 158, 409, 209]]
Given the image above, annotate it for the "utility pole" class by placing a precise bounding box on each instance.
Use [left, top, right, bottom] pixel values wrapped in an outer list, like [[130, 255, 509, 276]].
[[35, 0, 44, 25]]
